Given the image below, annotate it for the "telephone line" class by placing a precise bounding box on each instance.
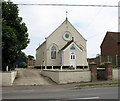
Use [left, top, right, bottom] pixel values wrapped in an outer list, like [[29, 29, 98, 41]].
[[15, 4, 119, 7]]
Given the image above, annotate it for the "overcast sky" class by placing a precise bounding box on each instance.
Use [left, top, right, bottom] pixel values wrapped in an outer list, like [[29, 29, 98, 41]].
[[12, 0, 119, 58]]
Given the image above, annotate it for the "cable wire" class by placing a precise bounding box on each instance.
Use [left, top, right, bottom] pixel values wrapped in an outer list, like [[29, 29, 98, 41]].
[[15, 4, 119, 7]]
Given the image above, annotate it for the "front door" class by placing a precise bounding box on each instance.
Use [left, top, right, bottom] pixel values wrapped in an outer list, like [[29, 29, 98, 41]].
[[70, 52, 76, 68]]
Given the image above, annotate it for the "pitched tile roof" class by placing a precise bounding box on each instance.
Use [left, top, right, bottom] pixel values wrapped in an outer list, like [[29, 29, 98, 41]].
[[107, 32, 120, 43], [60, 38, 84, 51]]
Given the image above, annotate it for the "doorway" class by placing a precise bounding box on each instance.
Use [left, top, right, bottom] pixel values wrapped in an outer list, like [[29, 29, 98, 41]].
[[70, 52, 76, 68]]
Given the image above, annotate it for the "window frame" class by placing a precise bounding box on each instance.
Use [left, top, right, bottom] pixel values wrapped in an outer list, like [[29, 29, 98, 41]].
[[51, 46, 57, 60], [70, 46, 76, 50]]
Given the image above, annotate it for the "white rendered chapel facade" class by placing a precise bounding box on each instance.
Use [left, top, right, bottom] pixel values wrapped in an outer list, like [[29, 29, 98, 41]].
[[36, 18, 88, 68]]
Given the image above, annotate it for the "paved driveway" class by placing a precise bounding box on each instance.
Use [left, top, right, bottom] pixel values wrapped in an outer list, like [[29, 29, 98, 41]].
[[13, 68, 56, 86]]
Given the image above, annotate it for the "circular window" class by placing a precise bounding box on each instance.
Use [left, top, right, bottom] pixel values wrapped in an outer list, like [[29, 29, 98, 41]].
[[65, 33, 69, 38], [63, 32, 71, 41]]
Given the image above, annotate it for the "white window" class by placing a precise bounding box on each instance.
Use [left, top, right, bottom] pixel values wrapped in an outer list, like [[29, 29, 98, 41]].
[[51, 46, 57, 59]]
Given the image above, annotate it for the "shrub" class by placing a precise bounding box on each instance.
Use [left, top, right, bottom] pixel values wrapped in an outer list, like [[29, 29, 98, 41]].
[[99, 62, 105, 68], [112, 65, 118, 68], [19, 62, 28, 68]]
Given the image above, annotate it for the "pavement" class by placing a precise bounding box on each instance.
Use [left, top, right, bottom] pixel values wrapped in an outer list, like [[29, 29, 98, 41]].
[[13, 68, 56, 86]]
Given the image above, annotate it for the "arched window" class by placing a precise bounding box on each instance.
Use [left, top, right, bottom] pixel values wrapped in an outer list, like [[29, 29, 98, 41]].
[[70, 46, 75, 50], [51, 46, 57, 59]]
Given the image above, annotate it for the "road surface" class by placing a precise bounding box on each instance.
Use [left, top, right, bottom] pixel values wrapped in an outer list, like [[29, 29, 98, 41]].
[[2, 84, 118, 100]]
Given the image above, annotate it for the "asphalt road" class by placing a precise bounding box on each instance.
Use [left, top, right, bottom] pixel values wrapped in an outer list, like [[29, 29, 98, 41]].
[[2, 84, 119, 100]]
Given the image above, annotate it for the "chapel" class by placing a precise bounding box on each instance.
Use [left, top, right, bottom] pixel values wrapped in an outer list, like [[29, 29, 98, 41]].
[[36, 18, 88, 68]]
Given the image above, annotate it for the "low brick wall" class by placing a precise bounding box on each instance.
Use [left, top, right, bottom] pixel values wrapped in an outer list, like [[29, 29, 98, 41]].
[[1, 71, 17, 86], [41, 70, 91, 84], [113, 69, 119, 81]]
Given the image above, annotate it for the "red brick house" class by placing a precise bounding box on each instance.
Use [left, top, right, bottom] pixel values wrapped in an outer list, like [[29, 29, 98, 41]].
[[100, 31, 120, 66]]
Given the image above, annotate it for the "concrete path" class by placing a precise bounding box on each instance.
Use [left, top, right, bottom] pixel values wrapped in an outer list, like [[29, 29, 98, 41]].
[[13, 68, 56, 86]]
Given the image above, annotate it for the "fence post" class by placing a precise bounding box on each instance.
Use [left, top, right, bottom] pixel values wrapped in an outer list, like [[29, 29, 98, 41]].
[[61, 66, 62, 71], [89, 62, 97, 82], [45, 66, 47, 70], [107, 56, 110, 62], [52, 66, 53, 70], [41, 65, 42, 71], [116, 55, 118, 66], [105, 62, 113, 80], [6, 66, 8, 71]]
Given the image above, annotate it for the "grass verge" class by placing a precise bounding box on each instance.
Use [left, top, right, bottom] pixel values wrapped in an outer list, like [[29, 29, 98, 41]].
[[76, 82, 120, 87]]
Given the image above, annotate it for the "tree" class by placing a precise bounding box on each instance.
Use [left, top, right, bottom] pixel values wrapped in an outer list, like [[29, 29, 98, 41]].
[[2, 1, 30, 71], [19, 62, 28, 68], [28, 55, 34, 60], [96, 54, 101, 58]]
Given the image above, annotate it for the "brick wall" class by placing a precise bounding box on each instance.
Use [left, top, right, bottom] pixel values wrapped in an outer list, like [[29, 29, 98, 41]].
[[27, 60, 36, 67], [101, 33, 119, 56]]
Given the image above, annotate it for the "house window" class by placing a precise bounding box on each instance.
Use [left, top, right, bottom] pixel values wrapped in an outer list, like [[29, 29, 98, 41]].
[[70, 46, 75, 50], [65, 33, 69, 38], [51, 46, 57, 59], [63, 32, 71, 41]]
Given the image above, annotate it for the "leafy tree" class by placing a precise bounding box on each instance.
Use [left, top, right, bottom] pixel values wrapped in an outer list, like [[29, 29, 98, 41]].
[[2, 1, 30, 71], [96, 54, 101, 58], [28, 55, 34, 60], [19, 62, 28, 68]]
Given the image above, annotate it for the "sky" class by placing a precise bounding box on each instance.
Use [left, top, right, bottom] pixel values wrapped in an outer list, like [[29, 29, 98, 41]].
[[11, 0, 119, 59]]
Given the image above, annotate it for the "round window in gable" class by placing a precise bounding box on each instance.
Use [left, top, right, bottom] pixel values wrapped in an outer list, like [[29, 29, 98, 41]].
[[65, 33, 69, 38], [63, 32, 71, 41]]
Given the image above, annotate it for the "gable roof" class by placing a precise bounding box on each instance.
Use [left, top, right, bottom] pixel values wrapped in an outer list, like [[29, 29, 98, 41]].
[[101, 31, 120, 48], [46, 18, 87, 41], [60, 39, 83, 52], [37, 18, 87, 50], [36, 41, 46, 50], [108, 32, 120, 43]]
